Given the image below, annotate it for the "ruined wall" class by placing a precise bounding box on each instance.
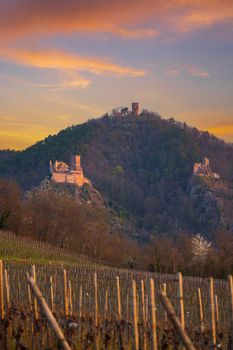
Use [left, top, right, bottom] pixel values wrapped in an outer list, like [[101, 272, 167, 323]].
[[50, 155, 90, 187]]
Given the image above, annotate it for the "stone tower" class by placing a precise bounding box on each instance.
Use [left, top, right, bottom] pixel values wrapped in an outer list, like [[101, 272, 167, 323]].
[[71, 155, 81, 170], [132, 102, 140, 116]]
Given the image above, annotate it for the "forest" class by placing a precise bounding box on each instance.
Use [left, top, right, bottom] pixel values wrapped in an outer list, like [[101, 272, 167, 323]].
[[1, 111, 233, 237], [1, 176, 233, 278]]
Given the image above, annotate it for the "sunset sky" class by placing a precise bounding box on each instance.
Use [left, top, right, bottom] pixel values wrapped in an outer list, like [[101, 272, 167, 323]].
[[0, 0, 233, 149]]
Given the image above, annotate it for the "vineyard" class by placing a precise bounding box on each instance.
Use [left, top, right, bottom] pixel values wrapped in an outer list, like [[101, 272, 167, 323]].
[[0, 254, 233, 350], [0, 231, 93, 266]]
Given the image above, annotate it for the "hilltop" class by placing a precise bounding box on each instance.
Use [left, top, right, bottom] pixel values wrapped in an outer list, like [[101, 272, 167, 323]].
[[1, 110, 233, 237]]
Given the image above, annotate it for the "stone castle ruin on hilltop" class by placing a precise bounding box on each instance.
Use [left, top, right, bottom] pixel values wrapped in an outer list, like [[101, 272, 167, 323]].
[[50, 155, 91, 186], [193, 157, 220, 179], [109, 102, 140, 118]]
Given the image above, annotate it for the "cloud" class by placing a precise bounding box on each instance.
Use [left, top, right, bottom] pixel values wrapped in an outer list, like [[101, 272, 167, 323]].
[[185, 66, 210, 78], [166, 66, 210, 78], [0, 48, 146, 77], [113, 28, 159, 40], [0, 0, 232, 42], [36, 71, 91, 91], [166, 69, 180, 77], [173, 2, 233, 34], [0, 71, 91, 91], [0, 0, 160, 41]]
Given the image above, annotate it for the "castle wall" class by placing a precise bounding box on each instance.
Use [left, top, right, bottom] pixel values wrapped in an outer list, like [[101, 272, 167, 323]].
[[52, 172, 67, 183], [193, 158, 220, 179], [52, 171, 90, 186], [50, 155, 91, 187]]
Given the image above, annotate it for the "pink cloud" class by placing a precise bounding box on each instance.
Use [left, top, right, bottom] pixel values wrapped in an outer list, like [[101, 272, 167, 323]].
[[167, 66, 210, 78], [185, 66, 211, 78], [0, 0, 232, 42]]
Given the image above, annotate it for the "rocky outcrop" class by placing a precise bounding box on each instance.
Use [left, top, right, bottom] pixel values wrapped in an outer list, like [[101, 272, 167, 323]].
[[27, 178, 146, 241], [190, 176, 233, 235]]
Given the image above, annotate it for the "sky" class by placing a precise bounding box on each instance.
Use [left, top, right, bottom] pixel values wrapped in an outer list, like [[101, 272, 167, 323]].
[[0, 0, 233, 150]]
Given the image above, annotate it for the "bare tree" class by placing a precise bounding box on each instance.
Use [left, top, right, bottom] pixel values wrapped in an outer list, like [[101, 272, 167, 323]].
[[191, 234, 212, 265]]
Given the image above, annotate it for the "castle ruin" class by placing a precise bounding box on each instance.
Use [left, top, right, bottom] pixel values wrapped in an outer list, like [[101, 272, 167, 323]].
[[110, 102, 140, 117], [50, 155, 91, 186], [193, 157, 220, 179]]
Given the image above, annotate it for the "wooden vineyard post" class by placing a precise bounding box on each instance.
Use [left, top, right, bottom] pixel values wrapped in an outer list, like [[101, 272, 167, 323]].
[[0, 260, 4, 319], [159, 291, 196, 350], [68, 281, 73, 316], [228, 275, 233, 340], [63, 269, 69, 318], [132, 280, 139, 350], [79, 285, 83, 319], [94, 273, 99, 350], [27, 276, 72, 350], [27, 273, 33, 312], [137, 293, 140, 321], [94, 273, 98, 327], [197, 288, 204, 332], [209, 277, 216, 348], [141, 280, 147, 350], [228, 275, 233, 323], [104, 288, 108, 319], [50, 276, 54, 313], [177, 272, 185, 330], [31, 265, 38, 320], [126, 292, 129, 322], [145, 294, 149, 323], [4, 269, 10, 310], [141, 280, 146, 323], [215, 294, 219, 327], [150, 278, 158, 350], [162, 283, 168, 327], [116, 276, 122, 319], [17, 282, 21, 302]]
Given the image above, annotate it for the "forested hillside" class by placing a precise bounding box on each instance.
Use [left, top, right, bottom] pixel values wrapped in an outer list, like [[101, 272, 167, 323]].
[[1, 110, 233, 237]]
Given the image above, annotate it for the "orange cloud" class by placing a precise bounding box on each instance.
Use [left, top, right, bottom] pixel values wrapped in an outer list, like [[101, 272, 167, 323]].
[[114, 28, 159, 40], [1, 48, 146, 77], [0, 0, 232, 42]]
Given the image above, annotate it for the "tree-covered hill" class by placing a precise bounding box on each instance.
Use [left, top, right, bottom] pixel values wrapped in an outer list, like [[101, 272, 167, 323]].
[[1, 110, 233, 236]]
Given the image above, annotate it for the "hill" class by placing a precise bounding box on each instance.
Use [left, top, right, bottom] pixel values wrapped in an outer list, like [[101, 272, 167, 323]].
[[1, 110, 233, 237]]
